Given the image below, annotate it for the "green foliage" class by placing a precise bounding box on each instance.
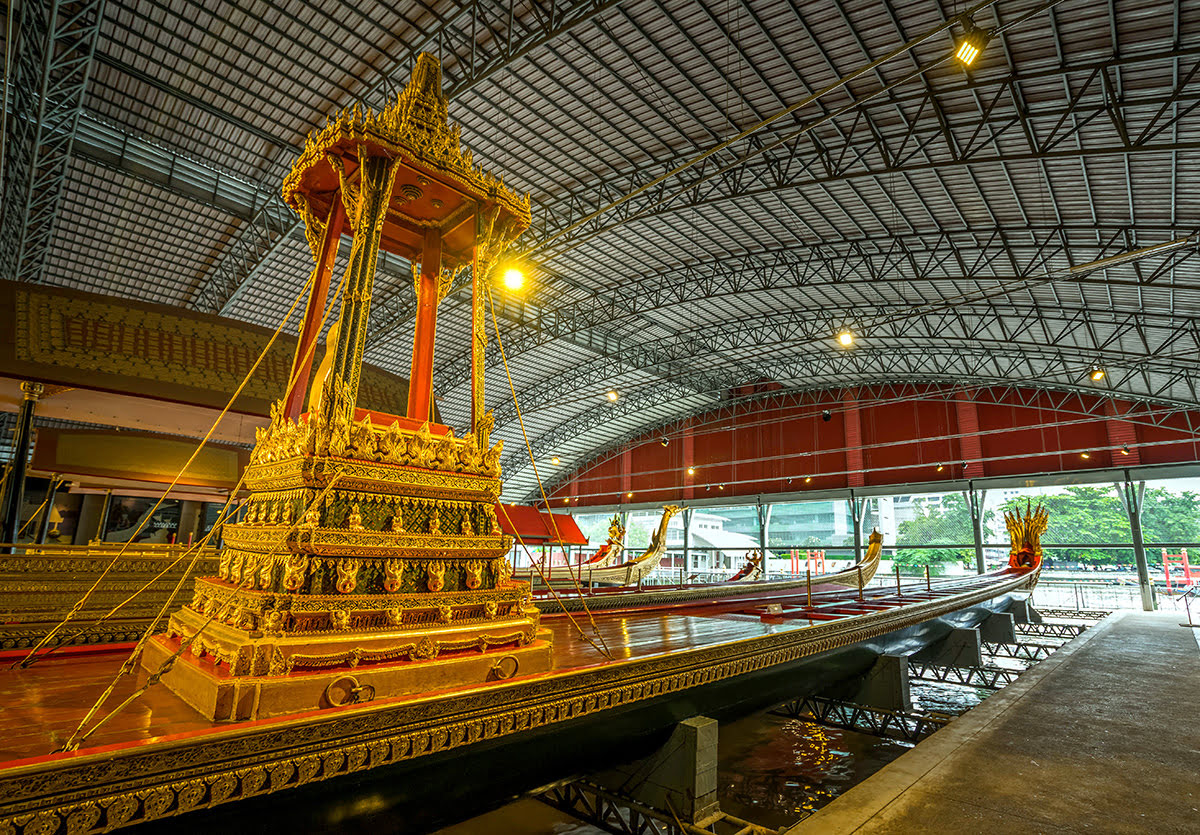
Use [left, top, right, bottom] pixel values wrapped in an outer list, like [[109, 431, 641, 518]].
[[894, 493, 979, 570], [1000, 486, 1130, 565], [999, 485, 1200, 565]]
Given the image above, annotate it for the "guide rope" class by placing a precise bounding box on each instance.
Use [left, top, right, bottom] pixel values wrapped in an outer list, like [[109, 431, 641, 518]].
[[59, 470, 346, 752], [486, 284, 612, 659], [14, 267, 322, 669]]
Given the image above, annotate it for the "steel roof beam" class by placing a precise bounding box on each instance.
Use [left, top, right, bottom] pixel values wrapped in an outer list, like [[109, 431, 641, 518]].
[[0, 0, 106, 284]]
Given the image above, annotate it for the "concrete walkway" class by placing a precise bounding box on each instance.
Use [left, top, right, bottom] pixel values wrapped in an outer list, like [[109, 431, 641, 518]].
[[789, 611, 1200, 834]]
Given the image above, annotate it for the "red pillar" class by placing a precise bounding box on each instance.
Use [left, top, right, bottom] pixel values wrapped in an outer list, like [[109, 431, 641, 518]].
[[407, 227, 443, 422], [284, 198, 345, 419], [844, 390, 864, 487]]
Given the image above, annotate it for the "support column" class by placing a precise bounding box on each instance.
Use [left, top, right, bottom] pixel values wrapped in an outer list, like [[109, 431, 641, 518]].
[[407, 226, 444, 422], [326, 153, 401, 428], [179, 501, 202, 544], [682, 506, 693, 578], [74, 493, 103, 545], [755, 498, 768, 561], [1117, 477, 1155, 611], [94, 489, 113, 543], [1, 381, 42, 551], [284, 196, 345, 419], [965, 485, 987, 574], [847, 490, 865, 562]]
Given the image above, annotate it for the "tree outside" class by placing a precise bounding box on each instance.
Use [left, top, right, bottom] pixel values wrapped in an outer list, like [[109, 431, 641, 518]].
[[893, 493, 978, 572]]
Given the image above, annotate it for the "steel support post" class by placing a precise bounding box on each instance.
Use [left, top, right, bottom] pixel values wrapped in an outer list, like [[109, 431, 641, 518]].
[[94, 489, 112, 542], [681, 506, 692, 579], [1117, 477, 1155, 611], [1, 382, 41, 551], [965, 485, 987, 574], [755, 499, 769, 563], [847, 491, 864, 562]]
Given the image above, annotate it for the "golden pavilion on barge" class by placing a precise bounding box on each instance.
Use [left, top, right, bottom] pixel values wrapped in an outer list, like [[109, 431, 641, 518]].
[[143, 53, 548, 721]]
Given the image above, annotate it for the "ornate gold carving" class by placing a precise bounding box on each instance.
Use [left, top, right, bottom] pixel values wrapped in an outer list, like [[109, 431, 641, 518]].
[[335, 559, 361, 594], [383, 560, 403, 593], [283, 555, 309, 591], [426, 561, 445, 593], [464, 560, 483, 590]]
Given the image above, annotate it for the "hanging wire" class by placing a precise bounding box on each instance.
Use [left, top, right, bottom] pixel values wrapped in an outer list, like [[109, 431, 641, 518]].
[[14, 263, 324, 669], [486, 284, 613, 659], [59, 470, 346, 752], [19, 256, 355, 668], [15, 474, 63, 538]]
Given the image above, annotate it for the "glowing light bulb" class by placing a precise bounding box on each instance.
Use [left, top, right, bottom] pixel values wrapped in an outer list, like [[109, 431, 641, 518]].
[[837, 331, 853, 347], [502, 267, 525, 290], [550, 455, 561, 465], [687, 467, 695, 476], [606, 390, 619, 402]]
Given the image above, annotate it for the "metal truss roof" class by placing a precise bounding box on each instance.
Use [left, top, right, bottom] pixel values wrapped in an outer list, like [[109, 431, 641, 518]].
[[4, 0, 1200, 502]]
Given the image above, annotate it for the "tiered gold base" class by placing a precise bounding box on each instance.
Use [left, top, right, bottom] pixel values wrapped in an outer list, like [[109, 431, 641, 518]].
[[145, 616, 553, 721]]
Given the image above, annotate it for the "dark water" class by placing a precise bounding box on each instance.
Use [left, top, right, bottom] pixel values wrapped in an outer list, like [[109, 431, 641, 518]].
[[713, 710, 912, 829], [435, 670, 1030, 834]]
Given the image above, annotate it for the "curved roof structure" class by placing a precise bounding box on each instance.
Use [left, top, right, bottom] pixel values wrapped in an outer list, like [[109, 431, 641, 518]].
[[4, 0, 1199, 502]]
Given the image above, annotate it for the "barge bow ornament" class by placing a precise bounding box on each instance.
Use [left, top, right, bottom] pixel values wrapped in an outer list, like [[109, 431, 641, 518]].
[[143, 54, 546, 721]]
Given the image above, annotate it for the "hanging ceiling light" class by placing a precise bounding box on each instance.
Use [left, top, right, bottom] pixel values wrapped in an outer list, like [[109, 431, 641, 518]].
[[606, 389, 619, 402], [955, 22, 990, 66], [1090, 366, 1106, 382], [501, 266, 525, 291], [550, 455, 561, 465], [837, 331, 854, 347], [1122, 445, 1131, 456]]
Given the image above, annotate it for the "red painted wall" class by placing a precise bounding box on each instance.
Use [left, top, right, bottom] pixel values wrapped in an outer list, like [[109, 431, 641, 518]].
[[551, 385, 1200, 507]]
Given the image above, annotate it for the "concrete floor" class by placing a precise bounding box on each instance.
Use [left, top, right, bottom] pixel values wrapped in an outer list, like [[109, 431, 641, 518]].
[[789, 611, 1200, 834]]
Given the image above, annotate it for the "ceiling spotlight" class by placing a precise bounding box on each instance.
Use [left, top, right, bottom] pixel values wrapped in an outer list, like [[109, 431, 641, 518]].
[[1081, 451, 1091, 460], [687, 466, 695, 476], [1122, 445, 1131, 456], [822, 409, 832, 422], [955, 23, 990, 66], [1090, 366, 1106, 382], [606, 390, 619, 402], [660, 437, 669, 447], [550, 455, 561, 465], [501, 266, 525, 291], [936, 463, 945, 472], [837, 331, 854, 347]]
